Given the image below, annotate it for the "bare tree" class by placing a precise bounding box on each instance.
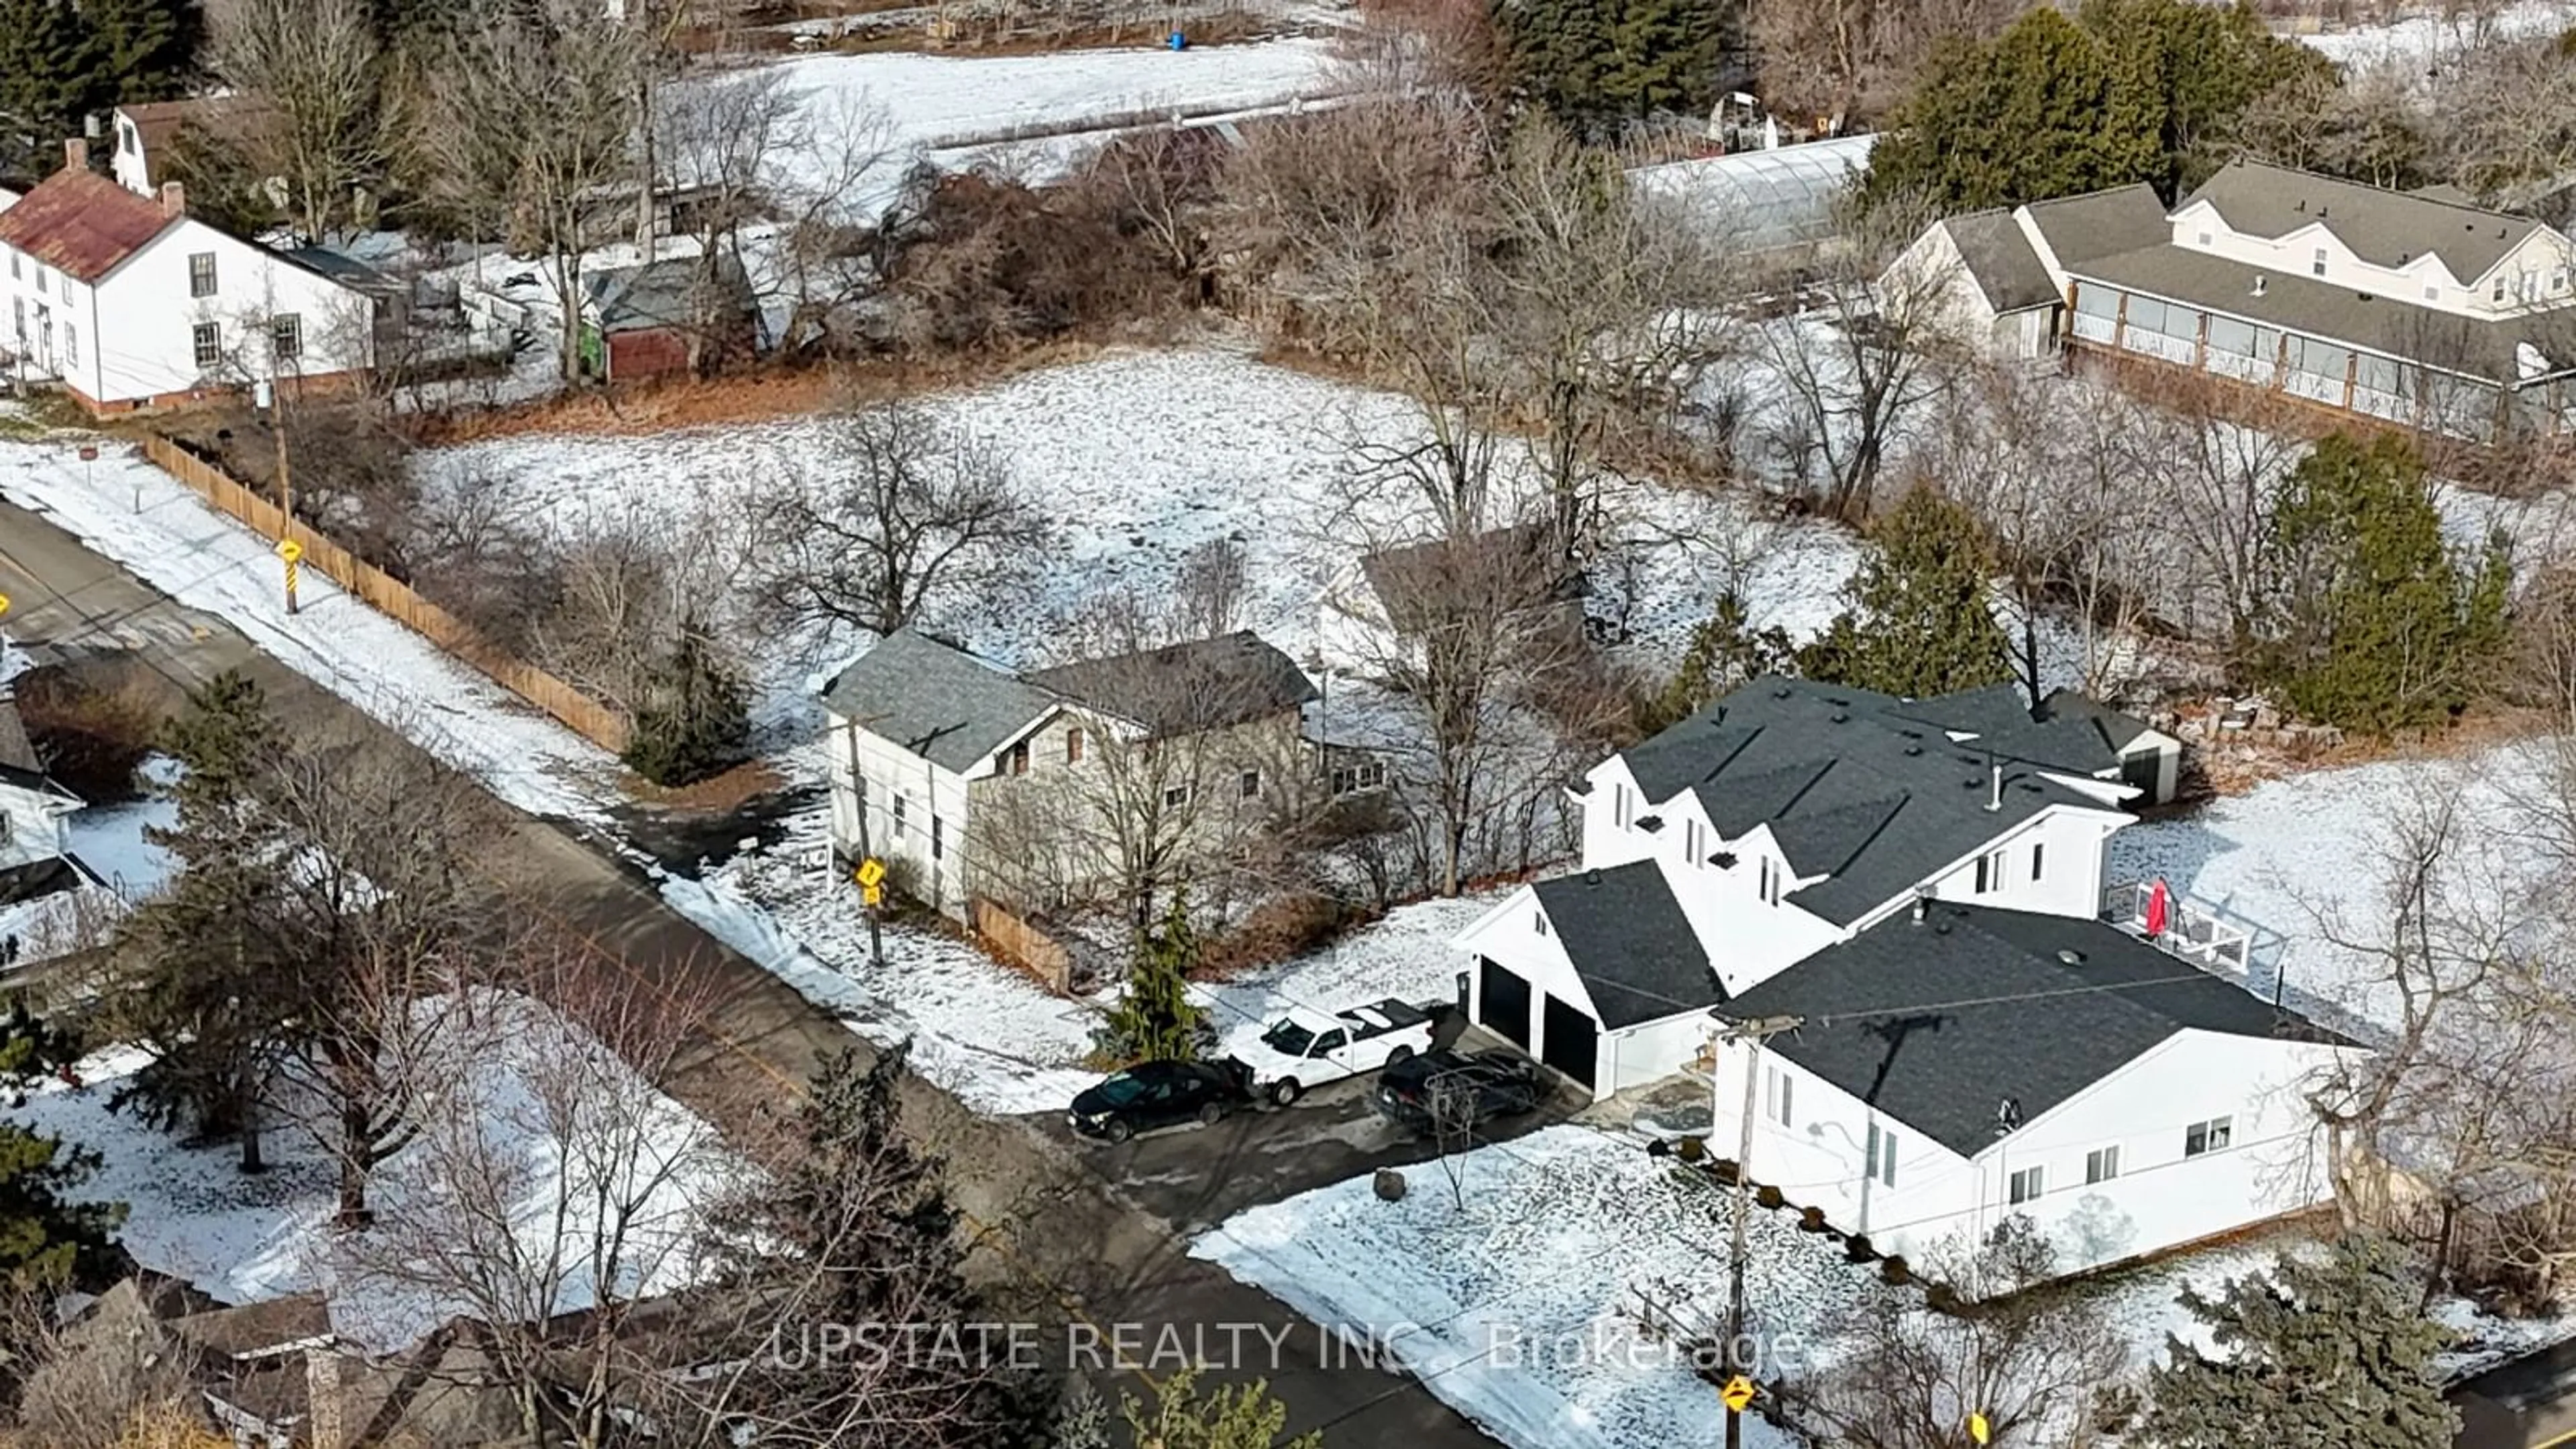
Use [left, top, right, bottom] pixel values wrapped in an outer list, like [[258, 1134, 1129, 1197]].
[[1787, 1218, 2133, 1449], [755, 399, 1051, 638], [211, 0, 387, 243], [413, 0, 647, 382], [339, 945, 724, 1449], [1753, 190, 1955, 521]]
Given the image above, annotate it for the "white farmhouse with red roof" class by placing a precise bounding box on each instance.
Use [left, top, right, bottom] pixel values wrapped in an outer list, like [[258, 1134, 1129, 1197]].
[[0, 138, 379, 412]]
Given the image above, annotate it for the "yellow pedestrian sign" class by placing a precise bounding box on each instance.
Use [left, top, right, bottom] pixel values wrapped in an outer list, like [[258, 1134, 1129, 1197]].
[[855, 857, 887, 889], [0, 592, 11, 619], [862, 882, 884, 908], [275, 538, 303, 564], [1720, 1376, 1755, 1413], [1969, 1411, 1991, 1445]]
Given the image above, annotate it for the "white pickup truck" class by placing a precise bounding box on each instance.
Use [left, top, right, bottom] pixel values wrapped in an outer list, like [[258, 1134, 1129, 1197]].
[[1230, 998, 1440, 1106]]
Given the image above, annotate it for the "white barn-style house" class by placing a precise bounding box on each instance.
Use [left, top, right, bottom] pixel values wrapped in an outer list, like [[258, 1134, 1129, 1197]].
[[1452, 676, 2348, 1273], [0, 140, 378, 411]]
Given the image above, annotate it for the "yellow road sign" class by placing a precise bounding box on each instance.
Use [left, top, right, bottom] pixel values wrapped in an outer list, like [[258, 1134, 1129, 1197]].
[[1969, 1412, 1991, 1446], [0, 592, 10, 619], [861, 882, 884, 908], [276, 538, 304, 564], [855, 857, 886, 889], [1720, 1377, 1755, 1413]]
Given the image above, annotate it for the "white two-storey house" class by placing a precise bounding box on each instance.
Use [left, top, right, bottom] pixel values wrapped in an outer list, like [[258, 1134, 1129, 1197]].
[[1452, 676, 2348, 1275]]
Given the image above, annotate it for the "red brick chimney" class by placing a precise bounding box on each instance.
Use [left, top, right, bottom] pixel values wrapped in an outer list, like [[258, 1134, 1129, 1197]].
[[159, 182, 185, 219], [62, 137, 87, 173]]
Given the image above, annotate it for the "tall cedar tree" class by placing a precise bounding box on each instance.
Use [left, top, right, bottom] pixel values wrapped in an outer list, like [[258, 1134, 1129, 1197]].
[[109, 669, 286, 1173], [1102, 890, 1205, 1063], [1799, 490, 2015, 698], [0, 0, 99, 177], [1865, 0, 2324, 211], [2142, 1236, 2457, 1448], [701, 1047, 1035, 1447], [0, 998, 124, 1287], [621, 623, 750, 787], [2254, 433, 2510, 734], [1493, 0, 1725, 138], [79, 0, 203, 106]]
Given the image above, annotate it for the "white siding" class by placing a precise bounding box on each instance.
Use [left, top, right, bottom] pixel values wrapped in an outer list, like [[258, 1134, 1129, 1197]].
[[85, 223, 373, 405], [0, 780, 71, 871], [1900, 806, 2127, 924], [822, 712, 977, 920]]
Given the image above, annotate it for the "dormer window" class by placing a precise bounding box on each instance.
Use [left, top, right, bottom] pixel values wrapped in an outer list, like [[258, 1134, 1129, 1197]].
[[1613, 784, 1633, 829]]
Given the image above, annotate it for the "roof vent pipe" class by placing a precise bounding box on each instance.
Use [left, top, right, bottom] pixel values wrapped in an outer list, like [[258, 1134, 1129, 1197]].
[[1911, 891, 1931, 924], [2251, 274, 2268, 297], [1986, 763, 2002, 812]]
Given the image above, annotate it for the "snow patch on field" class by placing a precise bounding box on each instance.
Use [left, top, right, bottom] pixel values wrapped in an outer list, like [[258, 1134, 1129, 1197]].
[[2299, 0, 2575, 67], [7, 993, 722, 1352], [0, 441, 622, 825], [1193, 1124, 1888, 1449]]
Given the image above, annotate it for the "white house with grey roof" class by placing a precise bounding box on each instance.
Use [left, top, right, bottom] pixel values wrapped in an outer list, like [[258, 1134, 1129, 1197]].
[[820, 627, 1328, 922], [1452, 675, 2344, 1274], [0, 682, 113, 969], [1894, 160, 2576, 439]]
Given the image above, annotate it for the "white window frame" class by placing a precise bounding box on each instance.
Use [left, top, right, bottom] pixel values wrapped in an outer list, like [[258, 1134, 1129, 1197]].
[[2030, 841, 2045, 881], [270, 312, 302, 362], [2184, 1116, 2235, 1157], [1865, 1122, 1897, 1187], [1238, 768, 1260, 800], [2086, 1145, 2121, 1184], [1163, 782, 1193, 808], [1765, 1066, 1793, 1128], [191, 321, 222, 370], [2310, 246, 2327, 277], [188, 251, 219, 298], [1613, 784, 1632, 828], [1974, 849, 2004, 894], [890, 793, 907, 839]]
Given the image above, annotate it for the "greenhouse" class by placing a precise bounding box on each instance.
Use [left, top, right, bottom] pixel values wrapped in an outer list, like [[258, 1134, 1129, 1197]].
[[1627, 134, 1877, 254]]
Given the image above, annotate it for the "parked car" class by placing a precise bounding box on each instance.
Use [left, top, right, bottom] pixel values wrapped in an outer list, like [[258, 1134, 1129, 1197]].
[[1373, 1049, 1545, 1135], [1067, 1059, 1250, 1143], [1233, 998, 1440, 1106]]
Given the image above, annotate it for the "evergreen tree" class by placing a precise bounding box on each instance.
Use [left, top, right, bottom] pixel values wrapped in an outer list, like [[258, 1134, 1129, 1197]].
[[700, 1047, 1035, 1448], [78, 0, 202, 107], [621, 622, 750, 787], [0, 0, 99, 178], [1493, 0, 1725, 138], [0, 998, 124, 1287], [1101, 890, 1205, 1065], [1121, 1368, 1322, 1449], [107, 669, 288, 1173], [1638, 591, 1797, 735], [2253, 433, 2509, 734], [1799, 490, 2015, 699], [2141, 1236, 2457, 1448], [2085, 0, 2324, 199]]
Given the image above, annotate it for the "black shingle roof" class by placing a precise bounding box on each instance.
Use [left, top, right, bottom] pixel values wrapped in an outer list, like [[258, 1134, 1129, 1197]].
[[1620, 678, 2118, 926], [1532, 861, 1725, 1029], [1026, 631, 1317, 738], [1715, 902, 2353, 1156]]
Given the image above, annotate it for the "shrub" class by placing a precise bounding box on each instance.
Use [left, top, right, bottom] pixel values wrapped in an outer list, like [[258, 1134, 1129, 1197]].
[[1756, 1184, 1785, 1210], [1199, 891, 1377, 976], [621, 625, 750, 788], [13, 665, 160, 801]]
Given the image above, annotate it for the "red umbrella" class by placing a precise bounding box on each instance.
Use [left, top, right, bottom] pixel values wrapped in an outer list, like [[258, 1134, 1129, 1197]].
[[2145, 878, 2171, 938]]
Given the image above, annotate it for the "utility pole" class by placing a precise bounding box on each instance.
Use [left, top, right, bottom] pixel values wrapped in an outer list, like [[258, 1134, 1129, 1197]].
[[840, 713, 886, 971], [262, 375, 298, 614], [1717, 1012, 1804, 1449]]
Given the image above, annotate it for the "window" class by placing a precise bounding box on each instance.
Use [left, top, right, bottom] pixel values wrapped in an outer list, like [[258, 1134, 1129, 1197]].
[[1238, 768, 1260, 800], [2086, 1145, 2121, 1184], [2030, 842, 2045, 881], [2310, 246, 2328, 277], [2195, 230, 2212, 246], [890, 794, 907, 838], [188, 252, 218, 298], [1758, 857, 1780, 906], [270, 313, 301, 362], [2184, 1116, 2235, 1157], [119, 121, 137, 155], [2424, 284, 2441, 302], [930, 816, 943, 860], [191, 321, 221, 370], [1313, 1029, 1348, 1057], [58, 272, 69, 303], [2555, 270, 2570, 294], [60, 323, 74, 368], [1764, 1067, 1793, 1127], [1613, 784, 1633, 828], [1065, 728, 1083, 763], [9, 298, 19, 341], [1162, 783, 1192, 808], [7, 250, 16, 280], [1684, 819, 1704, 863], [2493, 276, 2508, 304], [1332, 760, 1385, 794], [1534, 909, 1548, 936], [2008, 1166, 2044, 1205], [1865, 1123, 1898, 1188], [1974, 849, 2004, 894], [1006, 741, 1029, 776]]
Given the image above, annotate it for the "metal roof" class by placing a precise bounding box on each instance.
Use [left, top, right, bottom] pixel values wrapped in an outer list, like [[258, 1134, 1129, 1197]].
[[1628, 135, 1878, 252]]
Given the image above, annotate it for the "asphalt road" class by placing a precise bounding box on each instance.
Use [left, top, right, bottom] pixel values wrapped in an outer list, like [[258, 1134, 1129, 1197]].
[[2457, 1336, 2576, 1449], [0, 493, 1505, 1447]]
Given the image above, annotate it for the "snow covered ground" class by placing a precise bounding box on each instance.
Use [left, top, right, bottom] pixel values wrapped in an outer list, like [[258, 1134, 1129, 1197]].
[[678, 792, 1513, 1114], [1192, 1123, 1894, 1449], [9, 992, 724, 1352], [2300, 0, 2575, 68], [0, 441, 625, 826], [61, 755, 180, 902]]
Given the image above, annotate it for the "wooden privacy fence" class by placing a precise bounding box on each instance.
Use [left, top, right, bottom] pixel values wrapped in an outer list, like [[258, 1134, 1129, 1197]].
[[971, 897, 1074, 995], [140, 436, 635, 753]]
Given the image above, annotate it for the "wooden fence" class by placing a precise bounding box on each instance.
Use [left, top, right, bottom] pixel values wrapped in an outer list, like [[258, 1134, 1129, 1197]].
[[140, 436, 635, 753], [971, 897, 1074, 996]]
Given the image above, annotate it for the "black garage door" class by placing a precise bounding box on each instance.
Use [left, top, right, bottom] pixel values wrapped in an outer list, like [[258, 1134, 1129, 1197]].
[[1540, 994, 1597, 1091], [1478, 957, 1531, 1049]]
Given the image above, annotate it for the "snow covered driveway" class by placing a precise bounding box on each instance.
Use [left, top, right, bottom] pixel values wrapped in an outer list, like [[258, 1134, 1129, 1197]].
[[1192, 1124, 1892, 1449]]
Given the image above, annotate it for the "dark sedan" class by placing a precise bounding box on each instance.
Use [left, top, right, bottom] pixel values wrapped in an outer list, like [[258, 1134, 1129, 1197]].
[[1069, 1059, 1251, 1143], [1373, 1049, 1544, 1135]]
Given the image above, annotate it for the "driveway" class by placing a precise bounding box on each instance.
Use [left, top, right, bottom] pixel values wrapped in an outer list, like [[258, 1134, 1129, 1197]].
[[2457, 1337, 2576, 1449]]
